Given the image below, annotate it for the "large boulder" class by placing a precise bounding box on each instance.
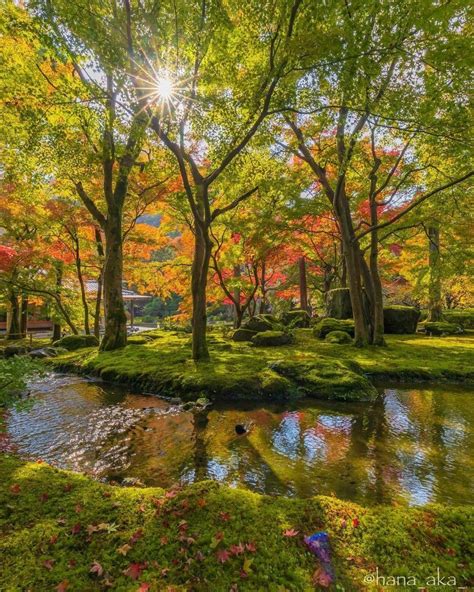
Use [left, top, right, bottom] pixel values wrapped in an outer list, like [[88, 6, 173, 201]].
[[313, 318, 355, 339], [231, 328, 257, 342], [325, 288, 353, 319], [325, 330, 352, 344], [242, 315, 276, 333], [52, 334, 99, 351], [383, 306, 420, 334], [280, 309, 310, 328], [423, 322, 463, 336], [252, 330, 293, 346], [3, 344, 33, 358]]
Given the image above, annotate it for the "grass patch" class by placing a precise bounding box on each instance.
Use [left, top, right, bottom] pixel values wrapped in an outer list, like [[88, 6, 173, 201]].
[[0, 455, 472, 591]]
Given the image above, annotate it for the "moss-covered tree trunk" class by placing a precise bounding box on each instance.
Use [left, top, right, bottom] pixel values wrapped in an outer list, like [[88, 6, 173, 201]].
[[191, 221, 211, 361], [6, 288, 21, 340], [74, 245, 91, 335], [100, 208, 127, 351], [20, 294, 28, 338], [368, 201, 385, 345], [428, 224, 442, 322], [233, 265, 242, 328], [298, 256, 308, 311], [93, 228, 105, 340]]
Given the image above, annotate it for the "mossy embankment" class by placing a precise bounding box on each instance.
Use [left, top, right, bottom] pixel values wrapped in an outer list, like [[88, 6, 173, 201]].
[[47, 329, 474, 402], [0, 454, 472, 591]]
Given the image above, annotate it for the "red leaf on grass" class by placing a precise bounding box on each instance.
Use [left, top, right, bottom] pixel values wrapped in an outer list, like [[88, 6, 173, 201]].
[[43, 559, 54, 570], [283, 528, 299, 537], [197, 498, 207, 508], [312, 567, 332, 588], [352, 518, 360, 528], [49, 534, 59, 545], [71, 523, 81, 535], [124, 562, 147, 580], [75, 504, 83, 513], [216, 549, 231, 564], [68, 559, 77, 568], [130, 528, 144, 544], [245, 542, 256, 553], [39, 493, 49, 502], [56, 581, 69, 592], [137, 584, 150, 592], [10, 483, 21, 494], [160, 536, 169, 545], [90, 561, 104, 577], [165, 490, 177, 500], [177, 520, 188, 533], [229, 543, 245, 556], [219, 511, 231, 522], [117, 543, 132, 556], [161, 568, 170, 577], [63, 483, 73, 492], [102, 491, 111, 498]]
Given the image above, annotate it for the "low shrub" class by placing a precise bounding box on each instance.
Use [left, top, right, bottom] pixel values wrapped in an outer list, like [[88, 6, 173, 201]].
[[443, 308, 474, 329], [52, 334, 99, 351], [383, 306, 420, 334], [325, 330, 353, 344], [313, 318, 355, 339], [252, 330, 293, 346]]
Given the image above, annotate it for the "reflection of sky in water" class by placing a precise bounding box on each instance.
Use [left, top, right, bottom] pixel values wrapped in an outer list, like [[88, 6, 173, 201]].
[[7, 375, 474, 506], [272, 413, 301, 460]]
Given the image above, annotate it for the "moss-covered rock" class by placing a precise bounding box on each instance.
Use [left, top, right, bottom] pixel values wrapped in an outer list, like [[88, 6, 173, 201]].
[[242, 315, 276, 333], [280, 309, 310, 328], [383, 305, 420, 334], [423, 321, 463, 336], [325, 287, 353, 319], [231, 328, 257, 342], [126, 335, 150, 345], [259, 369, 296, 397], [252, 330, 293, 346], [313, 318, 355, 339], [325, 330, 353, 344], [269, 358, 377, 401], [52, 334, 99, 351]]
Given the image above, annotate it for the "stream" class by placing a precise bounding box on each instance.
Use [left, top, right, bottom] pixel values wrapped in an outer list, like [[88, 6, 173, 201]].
[[5, 373, 473, 506]]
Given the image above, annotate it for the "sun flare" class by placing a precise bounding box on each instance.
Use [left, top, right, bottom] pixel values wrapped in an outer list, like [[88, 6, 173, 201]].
[[156, 76, 173, 100]]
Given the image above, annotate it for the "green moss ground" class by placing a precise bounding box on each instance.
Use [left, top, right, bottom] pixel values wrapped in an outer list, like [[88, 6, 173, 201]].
[[47, 330, 474, 402], [0, 454, 472, 591]]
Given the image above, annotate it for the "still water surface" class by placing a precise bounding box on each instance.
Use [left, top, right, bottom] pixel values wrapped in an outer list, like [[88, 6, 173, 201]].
[[6, 374, 473, 506]]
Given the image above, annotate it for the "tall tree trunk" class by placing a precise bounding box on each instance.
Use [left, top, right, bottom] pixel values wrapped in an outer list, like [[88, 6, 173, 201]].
[[74, 247, 91, 335], [6, 288, 21, 340], [259, 260, 267, 314], [368, 203, 385, 345], [340, 242, 347, 288], [20, 294, 28, 338], [100, 210, 127, 351], [427, 225, 442, 322], [336, 193, 369, 346], [94, 228, 105, 339], [191, 223, 211, 361], [232, 265, 241, 328], [298, 256, 308, 311]]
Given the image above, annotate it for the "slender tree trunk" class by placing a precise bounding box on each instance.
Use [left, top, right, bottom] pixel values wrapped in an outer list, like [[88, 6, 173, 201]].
[[340, 242, 347, 288], [6, 288, 21, 340], [74, 246, 91, 335], [100, 210, 127, 351], [52, 323, 62, 341], [191, 222, 211, 361], [20, 294, 28, 338], [298, 256, 308, 311], [427, 225, 442, 322], [94, 228, 105, 339], [368, 203, 385, 345], [259, 261, 267, 314], [233, 265, 241, 328]]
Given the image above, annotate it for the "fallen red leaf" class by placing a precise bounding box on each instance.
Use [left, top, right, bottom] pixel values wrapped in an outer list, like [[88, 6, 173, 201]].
[[63, 483, 73, 492], [160, 536, 169, 545], [102, 491, 111, 498], [216, 549, 230, 564], [161, 567, 170, 577], [137, 584, 150, 592], [312, 567, 332, 588], [68, 559, 77, 568], [71, 523, 81, 535], [352, 518, 360, 528], [43, 559, 54, 570], [75, 504, 83, 513], [124, 562, 147, 580], [283, 528, 299, 537], [177, 520, 188, 533], [129, 528, 144, 544], [197, 498, 207, 508], [56, 581, 69, 592], [49, 534, 59, 545], [39, 493, 49, 502], [165, 490, 177, 499], [90, 561, 104, 577], [245, 542, 256, 553], [229, 543, 245, 556], [117, 543, 132, 556], [219, 511, 231, 522], [10, 483, 21, 494]]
